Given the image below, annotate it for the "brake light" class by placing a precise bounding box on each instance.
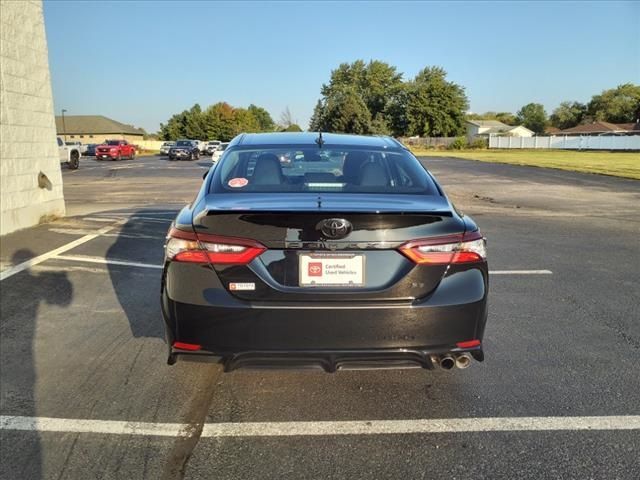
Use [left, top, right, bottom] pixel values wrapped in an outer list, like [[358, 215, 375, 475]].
[[399, 231, 486, 265], [456, 339, 481, 348], [173, 341, 201, 351], [165, 228, 266, 265]]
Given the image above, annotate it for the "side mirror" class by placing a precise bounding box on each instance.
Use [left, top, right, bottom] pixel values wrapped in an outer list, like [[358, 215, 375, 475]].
[[202, 168, 210, 180]]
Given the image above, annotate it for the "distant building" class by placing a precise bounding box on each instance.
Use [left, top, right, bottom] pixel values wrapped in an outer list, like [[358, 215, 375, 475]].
[[466, 120, 534, 140], [55, 115, 146, 144], [556, 121, 640, 136]]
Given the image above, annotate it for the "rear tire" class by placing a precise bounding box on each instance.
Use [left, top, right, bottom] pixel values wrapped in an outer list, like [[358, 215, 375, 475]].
[[69, 151, 79, 170], [130, 150, 136, 160]]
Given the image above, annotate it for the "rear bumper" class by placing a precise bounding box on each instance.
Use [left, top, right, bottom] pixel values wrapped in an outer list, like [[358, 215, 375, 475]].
[[161, 262, 488, 369], [173, 346, 484, 372]]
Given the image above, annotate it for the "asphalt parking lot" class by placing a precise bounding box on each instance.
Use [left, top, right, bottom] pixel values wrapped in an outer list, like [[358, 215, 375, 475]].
[[1, 153, 639, 479]]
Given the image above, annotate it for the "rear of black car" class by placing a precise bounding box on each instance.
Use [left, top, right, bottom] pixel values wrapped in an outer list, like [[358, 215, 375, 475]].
[[161, 133, 488, 372]]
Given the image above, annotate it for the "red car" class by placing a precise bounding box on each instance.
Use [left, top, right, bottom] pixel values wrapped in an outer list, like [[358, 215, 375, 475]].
[[96, 140, 136, 161]]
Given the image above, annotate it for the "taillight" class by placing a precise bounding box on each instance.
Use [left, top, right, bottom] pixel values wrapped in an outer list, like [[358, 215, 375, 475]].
[[165, 228, 266, 265], [399, 231, 486, 265], [173, 341, 201, 351]]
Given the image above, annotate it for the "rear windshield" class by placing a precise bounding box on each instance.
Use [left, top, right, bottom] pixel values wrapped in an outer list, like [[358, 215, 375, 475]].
[[212, 146, 439, 195]]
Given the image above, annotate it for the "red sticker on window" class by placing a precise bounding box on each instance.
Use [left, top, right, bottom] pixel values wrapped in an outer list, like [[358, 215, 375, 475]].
[[228, 177, 249, 188]]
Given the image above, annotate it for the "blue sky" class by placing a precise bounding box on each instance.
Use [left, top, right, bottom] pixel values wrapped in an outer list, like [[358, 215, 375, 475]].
[[43, 1, 639, 133]]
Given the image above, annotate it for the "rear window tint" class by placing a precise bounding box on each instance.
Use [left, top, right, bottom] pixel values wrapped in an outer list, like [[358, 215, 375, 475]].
[[211, 146, 439, 195]]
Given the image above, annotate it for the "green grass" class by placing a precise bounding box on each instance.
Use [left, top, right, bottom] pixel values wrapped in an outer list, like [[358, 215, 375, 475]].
[[410, 148, 640, 180]]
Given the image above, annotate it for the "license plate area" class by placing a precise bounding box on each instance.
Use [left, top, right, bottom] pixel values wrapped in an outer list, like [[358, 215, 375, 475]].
[[299, 253, 365, 287]]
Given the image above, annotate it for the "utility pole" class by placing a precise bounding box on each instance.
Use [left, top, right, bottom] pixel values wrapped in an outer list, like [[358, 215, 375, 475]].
[[61, 109, 67, 142]]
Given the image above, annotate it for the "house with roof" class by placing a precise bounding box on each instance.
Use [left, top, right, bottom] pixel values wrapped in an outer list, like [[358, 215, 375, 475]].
[[556, 121, 640, 136], [466, 120, 534, 141], [55, 115, 146, 144]]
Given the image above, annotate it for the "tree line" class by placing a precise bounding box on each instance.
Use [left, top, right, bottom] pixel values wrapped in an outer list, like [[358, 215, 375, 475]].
[[159, 103, 281, 141], [468, 83, 640, 134], [309, 60, 468, 137], [157, 62, 638, 140]]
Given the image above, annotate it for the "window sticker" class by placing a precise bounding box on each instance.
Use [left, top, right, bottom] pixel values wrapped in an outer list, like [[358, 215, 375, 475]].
[[228, 177, 249, 188]]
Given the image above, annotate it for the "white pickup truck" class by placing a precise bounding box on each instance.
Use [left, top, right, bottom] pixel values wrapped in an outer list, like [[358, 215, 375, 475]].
[[57, 137, 80, 170]]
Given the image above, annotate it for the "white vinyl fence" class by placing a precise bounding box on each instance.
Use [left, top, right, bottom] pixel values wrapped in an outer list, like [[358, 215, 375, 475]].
[[489, 135, 640, 151]]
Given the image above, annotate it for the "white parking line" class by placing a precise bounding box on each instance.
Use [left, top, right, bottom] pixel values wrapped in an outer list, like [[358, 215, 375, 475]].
[[94, 211, 179, 217], [1, 415, 638, 438], [55, 254, 163, 269], [0, 223, 122, 281], [83, 217, 119, 222], [490, 270, 553, 275]]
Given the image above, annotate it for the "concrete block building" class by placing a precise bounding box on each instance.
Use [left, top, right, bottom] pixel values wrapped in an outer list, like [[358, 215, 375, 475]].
[[0, 0, 65, 235]]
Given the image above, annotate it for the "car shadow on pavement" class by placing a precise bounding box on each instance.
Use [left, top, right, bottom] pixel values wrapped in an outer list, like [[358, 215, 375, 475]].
[[105, 209, 169, 341], [0, 249, 73, 480]]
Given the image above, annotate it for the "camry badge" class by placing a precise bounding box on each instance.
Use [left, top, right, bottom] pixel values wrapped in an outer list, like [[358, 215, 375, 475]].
[[318, 218, 352, 239]]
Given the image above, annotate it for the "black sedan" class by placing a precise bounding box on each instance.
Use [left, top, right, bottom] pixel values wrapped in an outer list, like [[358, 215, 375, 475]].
[[161, 132, 488, 372], [168, 140, 200, 161]]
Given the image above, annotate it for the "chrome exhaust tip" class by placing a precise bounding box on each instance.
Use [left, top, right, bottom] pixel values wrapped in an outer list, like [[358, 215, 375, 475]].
[[439, 355, 455, 370], [455, 353, 472, 369]]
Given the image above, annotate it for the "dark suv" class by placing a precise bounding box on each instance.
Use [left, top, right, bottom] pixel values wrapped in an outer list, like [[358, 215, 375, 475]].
[[168, 140, 200, 161]]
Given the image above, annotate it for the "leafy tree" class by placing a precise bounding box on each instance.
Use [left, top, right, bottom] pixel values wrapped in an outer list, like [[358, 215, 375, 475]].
[[311, 61, 466, 137], [308, 100, 324, 131], [385, 83, 410, 137], [370, 113, 391, 135], [232, 107, 260, 136], [318, 60, 403, 133], [588, 83, 640, 123], [320, 87, 372, 134], [248, 104, 275, 131], [516, 103, 548, 134], [405, 67, 468, 137], [159, 110, 188, 140], [549, 101, 587, 129], [185, 104, 207, 140], [281, 124, 303, 132], [203, 102, 236, 141]]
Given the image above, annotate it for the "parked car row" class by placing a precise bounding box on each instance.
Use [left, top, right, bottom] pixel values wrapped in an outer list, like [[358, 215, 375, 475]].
[[159, 139, 229, 163]]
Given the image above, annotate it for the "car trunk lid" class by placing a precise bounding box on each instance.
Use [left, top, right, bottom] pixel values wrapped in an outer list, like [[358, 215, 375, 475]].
[[192, 193, 465, 302]]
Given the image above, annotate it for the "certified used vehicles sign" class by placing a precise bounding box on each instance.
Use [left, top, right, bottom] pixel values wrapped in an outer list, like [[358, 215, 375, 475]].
[[299, 253, 365, 287]]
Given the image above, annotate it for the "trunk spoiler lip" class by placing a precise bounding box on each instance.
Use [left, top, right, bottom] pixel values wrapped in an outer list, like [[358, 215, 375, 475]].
[[201, 209, 454, 216], [201, 192, 453, 214]]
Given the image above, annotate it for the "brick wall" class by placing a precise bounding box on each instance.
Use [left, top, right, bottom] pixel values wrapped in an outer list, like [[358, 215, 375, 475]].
[[0, 0, 65, 235]]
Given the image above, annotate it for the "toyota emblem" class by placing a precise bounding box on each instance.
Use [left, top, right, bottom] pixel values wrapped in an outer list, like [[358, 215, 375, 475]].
[[318, 218, 352, 239]]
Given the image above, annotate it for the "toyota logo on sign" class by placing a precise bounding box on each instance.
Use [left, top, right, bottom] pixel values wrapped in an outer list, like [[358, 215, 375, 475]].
[[318, 218, 352, 239]]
